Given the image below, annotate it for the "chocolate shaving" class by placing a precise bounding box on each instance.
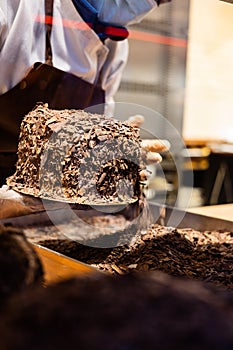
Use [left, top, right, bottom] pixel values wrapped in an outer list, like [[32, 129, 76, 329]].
[[31, 223, 233, 290]]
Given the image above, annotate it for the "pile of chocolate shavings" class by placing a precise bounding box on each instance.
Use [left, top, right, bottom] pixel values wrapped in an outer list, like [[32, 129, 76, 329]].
[[34, 223, 233, 290], [25, 212, 139, 249], [95, 225, 233, 288]]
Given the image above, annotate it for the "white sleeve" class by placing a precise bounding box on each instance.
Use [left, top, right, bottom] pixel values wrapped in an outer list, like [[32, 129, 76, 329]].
[[88, 0, 157, 26], [101, 40, 129, 116]]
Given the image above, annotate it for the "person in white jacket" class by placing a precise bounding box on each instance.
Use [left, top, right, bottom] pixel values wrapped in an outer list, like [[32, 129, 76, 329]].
[[0, 1, 165, 103], [0, 0, 170, 182]]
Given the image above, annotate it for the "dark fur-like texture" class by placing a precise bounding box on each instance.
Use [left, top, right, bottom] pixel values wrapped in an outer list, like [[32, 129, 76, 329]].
[[0, 225, 44, 307], [0, 272, 232, 350]]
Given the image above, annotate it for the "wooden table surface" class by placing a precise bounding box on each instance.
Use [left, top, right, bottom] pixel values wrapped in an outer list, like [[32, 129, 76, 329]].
[[188, 204, 233, 222]]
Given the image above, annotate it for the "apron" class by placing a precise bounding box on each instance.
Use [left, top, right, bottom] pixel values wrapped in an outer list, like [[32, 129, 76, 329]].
[[0, 0, 105, 183]]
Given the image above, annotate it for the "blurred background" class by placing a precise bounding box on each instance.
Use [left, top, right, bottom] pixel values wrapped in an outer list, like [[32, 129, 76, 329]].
[[114, 0, 233, 209]]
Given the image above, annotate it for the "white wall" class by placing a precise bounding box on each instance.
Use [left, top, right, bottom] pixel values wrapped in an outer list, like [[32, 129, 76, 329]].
[[183, 0, 233, 141]]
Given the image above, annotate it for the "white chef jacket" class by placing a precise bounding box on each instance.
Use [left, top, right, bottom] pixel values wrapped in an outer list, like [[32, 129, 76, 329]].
[[0, 0, 157, 112]]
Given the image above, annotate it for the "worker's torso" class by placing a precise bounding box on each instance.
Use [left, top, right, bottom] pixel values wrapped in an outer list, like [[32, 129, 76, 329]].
[[0, 0, 110, 94]]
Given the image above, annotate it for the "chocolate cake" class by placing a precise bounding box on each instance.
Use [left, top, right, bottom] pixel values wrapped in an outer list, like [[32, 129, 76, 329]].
[[0, 225, 44, 306], [7, 104, 145, 204], [0, 272, 232, 350]]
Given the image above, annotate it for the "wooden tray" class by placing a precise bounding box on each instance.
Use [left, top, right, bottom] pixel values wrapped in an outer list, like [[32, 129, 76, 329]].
[[33, 244, 99, 285]]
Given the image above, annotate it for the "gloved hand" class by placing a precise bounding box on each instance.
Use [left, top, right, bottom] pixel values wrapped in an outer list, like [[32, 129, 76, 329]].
[[0, 185, 64, 220], [125, 114, 170, 181], [0, 185, 41, 219]]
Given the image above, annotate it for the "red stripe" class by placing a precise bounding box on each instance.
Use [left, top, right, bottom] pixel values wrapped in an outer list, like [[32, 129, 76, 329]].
[[34, 15, 187, 48], [34, 15, 89, 30], [129, 30, 187, 48], [105, 26, 128, 38]]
